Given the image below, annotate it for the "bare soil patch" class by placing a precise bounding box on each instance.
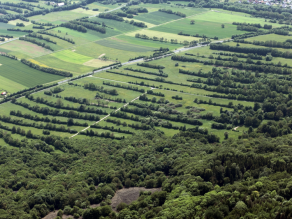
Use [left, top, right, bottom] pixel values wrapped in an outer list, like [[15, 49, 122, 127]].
[[111, 187, 162, 212], [42, 187, 161, 219], [43, 211, 81, 219]]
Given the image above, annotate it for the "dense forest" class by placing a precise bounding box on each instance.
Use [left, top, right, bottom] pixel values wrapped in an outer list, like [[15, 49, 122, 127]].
[[2, 129, 292, 219]]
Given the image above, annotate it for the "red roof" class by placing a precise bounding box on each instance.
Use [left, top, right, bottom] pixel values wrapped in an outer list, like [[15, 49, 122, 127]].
[[1, 92, 6, 95]]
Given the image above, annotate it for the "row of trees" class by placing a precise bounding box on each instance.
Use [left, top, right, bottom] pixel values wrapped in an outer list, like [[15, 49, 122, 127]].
[[158, 8, 186, 17], [235, 39, 292, 49], [12, 100, 101, 121], [28, 94, 108, 115], [124, 67, 168, 77], [10, 110, 89, 127], [21, 59, 72, 77], [19, 37, 53, 50], [27, 32, 57, 44], [102, 81, 145, 93], [38, 30, 75, 44]]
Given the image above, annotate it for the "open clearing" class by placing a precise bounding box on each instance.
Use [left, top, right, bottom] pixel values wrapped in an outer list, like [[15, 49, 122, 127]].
[[111, 187, 162, 211]]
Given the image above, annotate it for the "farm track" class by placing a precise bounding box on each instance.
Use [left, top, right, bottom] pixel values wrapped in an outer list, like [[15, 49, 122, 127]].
[[0, 37, 20, 46], [69, 87, 155, 138]]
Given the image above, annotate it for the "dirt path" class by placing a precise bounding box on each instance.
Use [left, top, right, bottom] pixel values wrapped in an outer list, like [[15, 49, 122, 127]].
[[233, 126, 240, 130], [98, 53, 105, 58], [70, 88, 155, 138]]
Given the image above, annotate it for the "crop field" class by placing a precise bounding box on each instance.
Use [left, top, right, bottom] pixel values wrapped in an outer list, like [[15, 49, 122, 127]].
[[51, 27, 102, 44], [0, 40, 52, 59], [0, 23, 24, 37], [151, 19, 242, 39], [74, 42, 154, 62], [34, 55, 95, 74], [90, 17, 140, 33], [194, 10, 283, 27], [51, 50, 93, 64], [134, 11, 182, 25], [29, 11, 89, 23], [1, 2, 290, 143], [245, 34, 292, 42], [95, 39, 156, 52], [0, 55, 64, 88], [116, 35, 179, 50], [0, 75, 27, 93]]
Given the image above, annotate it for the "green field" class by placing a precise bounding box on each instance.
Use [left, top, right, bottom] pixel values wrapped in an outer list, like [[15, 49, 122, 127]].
[[134, 11, 182, 25], [116, 35, 179, 50], [0, 40, 52, 59], [0, 55, 64, 89], [74, 42, 154, 62], [151, 19, 243, 39], [34, 55, 95, 74], [51, 50, 93, 64], [0, 23, 25, 37], [0, 75, 27, 93], [95, 38, 156, 52], [90, 17, 140, 33]]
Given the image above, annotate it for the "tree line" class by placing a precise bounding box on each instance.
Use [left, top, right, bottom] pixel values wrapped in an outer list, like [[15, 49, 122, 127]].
[[21, 59, 72, 77], [19, 37, 54, 50]]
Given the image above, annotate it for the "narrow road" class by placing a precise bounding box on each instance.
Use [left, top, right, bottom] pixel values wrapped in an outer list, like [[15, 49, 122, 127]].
[[0, 37, 20, 46], [70, 88, 155, 138]]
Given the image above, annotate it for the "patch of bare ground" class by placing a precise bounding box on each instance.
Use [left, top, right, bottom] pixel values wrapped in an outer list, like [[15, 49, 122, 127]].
[[42, 211, 81, 219], [98, 53, 105, 58], [42, 187, 161, 219], [111, 187, 162, 212]]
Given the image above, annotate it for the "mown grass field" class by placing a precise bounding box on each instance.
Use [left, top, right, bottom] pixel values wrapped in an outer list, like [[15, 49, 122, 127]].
[[0, 55, 65, 88], [51, 50, 93, 64]]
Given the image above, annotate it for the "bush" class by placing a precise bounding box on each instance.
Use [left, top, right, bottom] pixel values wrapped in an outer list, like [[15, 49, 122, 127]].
[[117, 202, 128, 211]]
